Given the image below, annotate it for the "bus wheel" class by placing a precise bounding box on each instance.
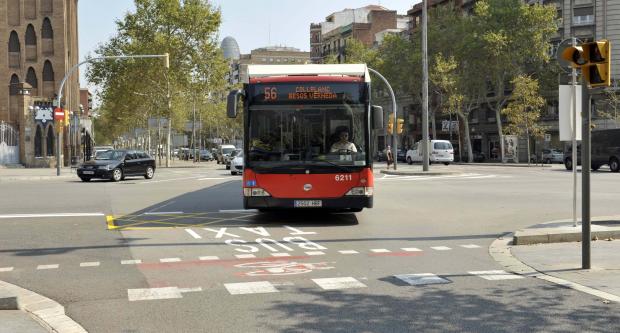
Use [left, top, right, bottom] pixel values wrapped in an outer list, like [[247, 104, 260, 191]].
[[610, 158, 620, 172]]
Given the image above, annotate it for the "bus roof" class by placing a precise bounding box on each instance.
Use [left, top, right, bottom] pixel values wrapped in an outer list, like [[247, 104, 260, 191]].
[[245, 64, 370, 83]]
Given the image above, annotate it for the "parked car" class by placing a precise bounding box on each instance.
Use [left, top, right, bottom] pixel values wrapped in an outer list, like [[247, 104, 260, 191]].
[[564, 129, 620, 172], [230, 151, 244, 175], [225, 149, 242, 170], [216, 144, 236, 164], [397, 149, 407, 162], [200, 149, 213, 161], [406, 140, 454, 165], [542, 149, 564, 164], [77, 149, 155, 182]]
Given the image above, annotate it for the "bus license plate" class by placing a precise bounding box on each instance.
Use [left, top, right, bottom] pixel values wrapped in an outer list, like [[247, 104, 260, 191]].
[[294, 200, 322, 208]]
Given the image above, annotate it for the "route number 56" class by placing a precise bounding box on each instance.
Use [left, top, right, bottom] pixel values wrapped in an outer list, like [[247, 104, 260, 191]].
[[264, 87, 277, 101]]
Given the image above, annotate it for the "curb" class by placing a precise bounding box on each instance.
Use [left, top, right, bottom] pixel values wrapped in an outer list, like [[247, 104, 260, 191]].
[[490, 229, 620, 304], [380, 170, 458, 176], [513, 215, 620, 245], [0, 175, 74, 182], [0, 280, 87, 333], [454, 163, 551, 168]]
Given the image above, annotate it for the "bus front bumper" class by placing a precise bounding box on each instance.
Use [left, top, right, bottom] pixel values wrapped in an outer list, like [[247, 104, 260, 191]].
[[245, 196, 373, 210]]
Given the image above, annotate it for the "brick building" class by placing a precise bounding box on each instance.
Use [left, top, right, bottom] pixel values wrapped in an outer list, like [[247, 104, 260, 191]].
[[0, 0, 82, 166]]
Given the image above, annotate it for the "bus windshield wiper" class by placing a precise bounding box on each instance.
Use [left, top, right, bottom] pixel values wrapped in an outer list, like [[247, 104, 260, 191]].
[[311, 159, 352, 173]]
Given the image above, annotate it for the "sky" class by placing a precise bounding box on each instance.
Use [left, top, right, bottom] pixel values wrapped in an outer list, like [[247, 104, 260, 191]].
[[78, 1, 417, 86]]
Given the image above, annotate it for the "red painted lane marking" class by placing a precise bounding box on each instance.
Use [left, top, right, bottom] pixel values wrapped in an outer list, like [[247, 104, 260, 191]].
[[368, 252, 424, 257], [136, 255, 311, 270]]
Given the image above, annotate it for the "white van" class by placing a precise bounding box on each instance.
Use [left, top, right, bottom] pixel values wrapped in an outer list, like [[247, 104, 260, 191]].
[[406, 140, 454, 165], [217, 144, 236, 164]]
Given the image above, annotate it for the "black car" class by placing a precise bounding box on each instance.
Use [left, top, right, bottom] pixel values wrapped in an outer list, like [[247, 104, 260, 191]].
[[77, 150, 156, 182]]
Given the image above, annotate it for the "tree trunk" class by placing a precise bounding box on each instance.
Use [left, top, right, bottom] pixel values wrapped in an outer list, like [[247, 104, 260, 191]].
[[495, 107, 504, 163], [431, 110, 437, 140], [458, 112, 474, 163], [526, 126, 530, 166]]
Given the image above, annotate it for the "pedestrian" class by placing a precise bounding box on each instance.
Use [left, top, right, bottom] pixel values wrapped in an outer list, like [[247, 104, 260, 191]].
[[386, 146, 394, 170]]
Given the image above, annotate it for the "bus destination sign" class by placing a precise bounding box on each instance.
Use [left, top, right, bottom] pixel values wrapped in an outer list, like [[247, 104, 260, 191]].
[[251, 82, 364, 105]]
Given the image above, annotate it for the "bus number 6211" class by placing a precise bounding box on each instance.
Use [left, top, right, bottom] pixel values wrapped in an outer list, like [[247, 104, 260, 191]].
[[335, 174, 352, 181]]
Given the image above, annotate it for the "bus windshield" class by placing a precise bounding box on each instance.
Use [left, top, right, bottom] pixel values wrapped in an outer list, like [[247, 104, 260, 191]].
[[248, 105, 366, 170]]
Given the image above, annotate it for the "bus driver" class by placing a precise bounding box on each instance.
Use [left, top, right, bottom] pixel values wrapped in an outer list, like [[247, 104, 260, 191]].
[[330, 128, 357, 153]]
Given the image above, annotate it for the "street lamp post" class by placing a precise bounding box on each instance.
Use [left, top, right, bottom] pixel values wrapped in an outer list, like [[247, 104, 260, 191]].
[[54, 53, 169, 176], [368, 67, 398, 170]]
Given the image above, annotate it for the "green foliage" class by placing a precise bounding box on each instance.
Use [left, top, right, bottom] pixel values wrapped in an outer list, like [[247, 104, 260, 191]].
[[86, 0, 232, 141], [502, 75, 546, 138]]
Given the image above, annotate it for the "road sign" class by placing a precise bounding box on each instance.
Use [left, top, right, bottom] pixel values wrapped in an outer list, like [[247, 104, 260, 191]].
[[54, 108, 64, 121]]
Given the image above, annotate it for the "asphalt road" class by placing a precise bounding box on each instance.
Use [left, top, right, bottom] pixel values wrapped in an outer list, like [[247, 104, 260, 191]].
[[1, 163, 619, 332]]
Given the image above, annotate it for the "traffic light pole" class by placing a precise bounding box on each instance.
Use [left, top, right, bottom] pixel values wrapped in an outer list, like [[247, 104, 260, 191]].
[[421, 0, 430, 171], [571, 37, 578, 228], [368, 67, 398, 170], [581, 81, 591, 269]]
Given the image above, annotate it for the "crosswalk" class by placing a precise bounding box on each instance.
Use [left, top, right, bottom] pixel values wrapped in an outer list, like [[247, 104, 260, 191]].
[[377, 173, 511, 182], [127, 269, 525, 301]]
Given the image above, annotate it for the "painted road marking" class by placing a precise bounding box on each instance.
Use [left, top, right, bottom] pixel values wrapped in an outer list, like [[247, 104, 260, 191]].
[[37, 264, 59, 270], [235, 261, 335, 276], [0, 267, 14, 272], [178, 287, 203, 294], [128, 287, 183, 301], [235, 254, 256, 259], [370, 249, 391, 253], [271, 253, 291, 257], [199, 177, 228, 181], [0, 213, 105, 219], [312, 277, 367, 290], [185, 229, 202, 239], [305, 251, 325, 256], [224, 281, 279, 295], [143, 211, 184, 215], [218, 209, 259, 213], [338, 250, 359, 254], [431, 246, 452, 251], [79, 262, 100, 267], [394, 273, 451, 286], [461, 244, 481, 249], [121, 260, 142, 265], [401, 247, 423, 252], [160, 258, 182, 263], [469, 270, 524, 281], [199, 256, 220, 261]]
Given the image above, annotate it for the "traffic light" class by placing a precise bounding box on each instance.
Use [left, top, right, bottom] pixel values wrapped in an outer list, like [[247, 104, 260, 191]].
[[560, 40, 611, 88], [64, 109, 70, 127], [582, 40, 611, 88], [397, 118, 405, 134], [387, 113, 394, 135]]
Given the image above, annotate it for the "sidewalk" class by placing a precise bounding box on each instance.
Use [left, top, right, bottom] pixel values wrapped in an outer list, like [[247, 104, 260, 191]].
[[492, 216, 620, 304], [0, 159, 212, 182]]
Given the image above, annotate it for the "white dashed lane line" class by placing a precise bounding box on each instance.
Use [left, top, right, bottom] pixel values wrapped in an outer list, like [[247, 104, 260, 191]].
[[370, 249, 391, 253], [460, 244, 481, 249], [468, 270, 524, 281], [0, 267, 14, 272], [36, 264, 59, 270], [401, 247, 423, 252], [312, 277, 367, 290], [305, 251, 325, 256], [338, 250, 359, 254], [79, 262, 100, 267], [199, 256, 220, 261], [224, 281, 279, 295], [160, 258, 182, 263], [121, 260, 142, 265], [271, 253, 291, 257], [235, 254, 256, 259], [431, 246, 452, 251], [185, 229, 202, 239]]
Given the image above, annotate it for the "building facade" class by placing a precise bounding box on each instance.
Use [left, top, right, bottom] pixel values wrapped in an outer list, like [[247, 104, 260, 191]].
[[226, 45, 310, 85], [0, 0, 82, 166], [310, 5, 408, 64]]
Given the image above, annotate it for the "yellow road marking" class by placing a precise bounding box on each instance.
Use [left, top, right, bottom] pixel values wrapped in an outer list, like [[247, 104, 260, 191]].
[[106, 215, 118, 230]]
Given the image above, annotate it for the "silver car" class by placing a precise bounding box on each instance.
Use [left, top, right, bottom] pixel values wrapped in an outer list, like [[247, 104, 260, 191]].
[[542, 149, 564, 164]]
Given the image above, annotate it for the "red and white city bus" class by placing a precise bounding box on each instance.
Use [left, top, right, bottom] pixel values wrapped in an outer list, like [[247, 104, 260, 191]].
[[227, 64, 383, 212]]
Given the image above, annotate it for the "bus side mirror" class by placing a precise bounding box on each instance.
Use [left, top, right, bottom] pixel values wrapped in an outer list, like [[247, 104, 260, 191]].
[[372, 105, 383, 130], [227, 89, 244, 118]]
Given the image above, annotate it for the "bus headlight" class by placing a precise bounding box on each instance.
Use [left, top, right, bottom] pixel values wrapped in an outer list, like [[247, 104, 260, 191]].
[[345, 187, 373, 196], [243, 188, 271, 197]]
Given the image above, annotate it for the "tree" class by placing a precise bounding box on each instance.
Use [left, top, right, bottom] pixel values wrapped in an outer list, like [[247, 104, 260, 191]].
[[471, 0, 557, 162], [501, 75, 546, 165], [87, 0, 228, 163]]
